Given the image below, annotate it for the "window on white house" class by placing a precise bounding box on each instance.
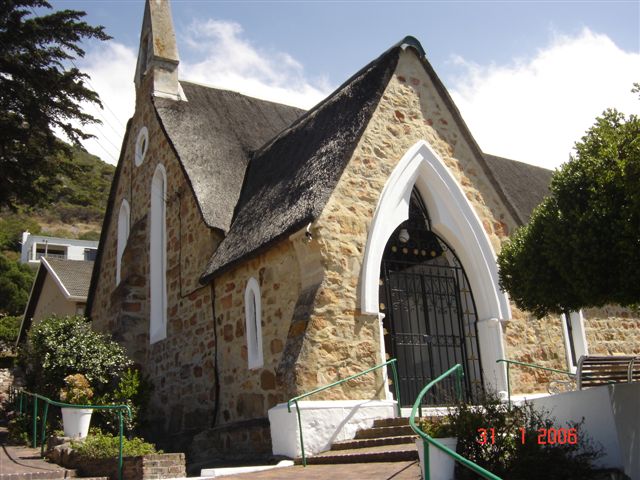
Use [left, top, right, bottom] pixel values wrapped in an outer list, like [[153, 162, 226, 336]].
[[150, 164, 167, 344], [135, 127, 149, 166], [244, 277, 263, 369], [561, 311, 589, 372], [116, 199, 130, 285]]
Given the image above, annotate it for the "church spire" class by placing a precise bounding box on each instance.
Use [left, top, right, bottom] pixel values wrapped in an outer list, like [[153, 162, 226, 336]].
[[134, 0, 185, 101]]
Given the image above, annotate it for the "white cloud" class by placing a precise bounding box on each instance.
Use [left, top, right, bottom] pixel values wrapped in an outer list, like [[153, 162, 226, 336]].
[[449, 28, 640, 170], [75, 19, 331, 164], [180, 18, 331, 110], [77, 42, 137, 165]]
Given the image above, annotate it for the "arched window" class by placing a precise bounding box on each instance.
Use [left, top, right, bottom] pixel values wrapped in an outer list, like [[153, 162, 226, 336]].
[[244, 277, 263, 369], [135, 127, 149, 166], [150, 164, 167, 344], [116, 199, 130, 285]]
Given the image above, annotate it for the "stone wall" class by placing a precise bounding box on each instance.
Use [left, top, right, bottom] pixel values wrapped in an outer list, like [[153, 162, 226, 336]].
[[287, 48, 522, 399], [90, 71, 220, 450], [584, 306, 640, 356], [502, 306, 569, 394]]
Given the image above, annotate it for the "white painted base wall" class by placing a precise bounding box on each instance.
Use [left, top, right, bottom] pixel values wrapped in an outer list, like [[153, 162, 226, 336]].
[[268, 399, 397, 458], [530, 383, 640, 479]]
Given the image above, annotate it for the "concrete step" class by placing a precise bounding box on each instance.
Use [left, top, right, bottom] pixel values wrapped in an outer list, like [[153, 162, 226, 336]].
[[0, 472, 76, 480], [354, 424, 415, 439], [0, 469, 109, 480], [296, 443, 418, 465], [330, 435, 416, 450], [372, 416, 437, 428]]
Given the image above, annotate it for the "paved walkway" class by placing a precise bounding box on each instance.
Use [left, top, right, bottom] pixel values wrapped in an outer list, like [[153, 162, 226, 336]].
[[216, 461, 421, 479], [0, 427, 68, 477]]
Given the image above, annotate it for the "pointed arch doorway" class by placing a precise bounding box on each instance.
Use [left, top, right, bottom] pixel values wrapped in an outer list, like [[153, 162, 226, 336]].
[[380, 188, 483, 406]]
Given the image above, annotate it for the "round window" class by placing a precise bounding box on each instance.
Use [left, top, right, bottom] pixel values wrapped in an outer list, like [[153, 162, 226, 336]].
[[134, 127, 149, 166]]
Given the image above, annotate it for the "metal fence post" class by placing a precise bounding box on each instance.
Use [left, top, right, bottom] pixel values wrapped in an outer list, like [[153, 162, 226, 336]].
[[506, 363, 511, 409], [390, 360, 401, 416], [118, 409, 124, 480], [40, 401, 49, 456], [32, 396, 38, 448]]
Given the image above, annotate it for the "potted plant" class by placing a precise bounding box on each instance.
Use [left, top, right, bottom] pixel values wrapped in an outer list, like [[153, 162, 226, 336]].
[[59, 374, 94, 438], [416, 419, 457, 480]]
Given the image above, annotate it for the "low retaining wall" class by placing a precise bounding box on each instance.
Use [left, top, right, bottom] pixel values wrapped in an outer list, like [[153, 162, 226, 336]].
[[49, 446, 185, 480], [530, 383, 640, 479], [268, 399, 397, 458]]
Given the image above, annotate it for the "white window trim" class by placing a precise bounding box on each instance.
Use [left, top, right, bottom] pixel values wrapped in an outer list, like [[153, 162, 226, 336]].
[[244, 277, 264, 369], [360, 140, 510, 396], [561, 311, 589, 373], [134, 127, 149, 166], [116, 199, 130, 285], [150, 164, 167, 344]]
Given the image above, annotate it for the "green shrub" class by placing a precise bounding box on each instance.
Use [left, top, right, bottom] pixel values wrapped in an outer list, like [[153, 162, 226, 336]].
[[0, 214, 41, 252], [0, 254, 34, 315], [443, 395, 603, 480], [94, 368, 152, 434], [7, 413, 32, 445], [78, 230, 100, 241], [0, 314, 21, 348], [19, 315, 132, 400], [72, 431, 160, 459], [419, 417, 455, 438]]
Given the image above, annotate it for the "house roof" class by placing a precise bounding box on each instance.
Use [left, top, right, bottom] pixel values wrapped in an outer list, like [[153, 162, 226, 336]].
[[44, 259, 94, 298], [483, 154, 553, 223], [200, 41, 402, 283], [18, 258, 93, 344], [153, 81, 305, 232]]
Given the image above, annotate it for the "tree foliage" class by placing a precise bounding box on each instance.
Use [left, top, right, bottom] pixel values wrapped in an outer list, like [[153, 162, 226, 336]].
[[0, 0, 110, 209], [19, 315, 132, 400], [498, 105, 640, 317], [0, 253, 34, 315], [0, 213, 41, 251], [0, 314, 21, 349]]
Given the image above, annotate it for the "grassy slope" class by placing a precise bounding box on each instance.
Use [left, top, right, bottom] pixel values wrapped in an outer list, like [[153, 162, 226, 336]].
[[0, 146, 115, 254]]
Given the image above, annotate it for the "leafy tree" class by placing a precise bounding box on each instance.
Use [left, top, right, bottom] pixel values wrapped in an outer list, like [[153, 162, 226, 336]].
[[0, 314, 21, 349], [19, 315, 132, 400], [0, 253, 34, 315], [0, 0, 111, 209], [498, 102, 640, 317], [0, 213, 41, 252]]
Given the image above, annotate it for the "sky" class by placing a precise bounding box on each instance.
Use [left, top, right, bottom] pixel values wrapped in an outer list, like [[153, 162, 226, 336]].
[[48, 0, 640, 170]]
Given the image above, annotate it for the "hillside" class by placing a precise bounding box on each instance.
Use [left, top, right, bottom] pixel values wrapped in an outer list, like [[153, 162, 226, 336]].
[[0, 145, 115, 247], [0, 145, 114, 326]]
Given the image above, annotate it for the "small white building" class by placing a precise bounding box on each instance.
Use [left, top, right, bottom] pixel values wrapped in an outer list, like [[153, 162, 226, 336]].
[[20, 231, 98, 266]]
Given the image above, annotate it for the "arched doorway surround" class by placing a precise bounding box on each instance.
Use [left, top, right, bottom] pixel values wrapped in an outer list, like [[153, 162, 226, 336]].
[[361, 140, 510, 398]]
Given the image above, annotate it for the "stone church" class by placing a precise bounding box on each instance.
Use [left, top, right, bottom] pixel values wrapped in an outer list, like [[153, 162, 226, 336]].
[[87, 0, 640, 463]]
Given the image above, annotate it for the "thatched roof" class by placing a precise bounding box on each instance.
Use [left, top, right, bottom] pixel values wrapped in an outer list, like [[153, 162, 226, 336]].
[[199, 38, 556, 281], [200, 43, 401, 282], [154, 81, 304, 232], [484, 154, 553, 223]]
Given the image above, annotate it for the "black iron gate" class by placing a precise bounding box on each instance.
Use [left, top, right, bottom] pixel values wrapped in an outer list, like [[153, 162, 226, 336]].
[[380, 189, 483, 406]]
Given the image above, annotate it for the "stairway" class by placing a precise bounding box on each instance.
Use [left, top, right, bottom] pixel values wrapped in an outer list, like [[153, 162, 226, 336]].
[[0, 473, 108, 480], [294, 416, 432, 465], [0, 426, 109, 480]]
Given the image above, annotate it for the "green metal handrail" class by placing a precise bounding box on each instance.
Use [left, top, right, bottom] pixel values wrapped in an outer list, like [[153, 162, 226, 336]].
[[16, 390, 132, 480], [409, 364, 502, 480], [287, 358, 401, 466], [496, 359, 574, 408]]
